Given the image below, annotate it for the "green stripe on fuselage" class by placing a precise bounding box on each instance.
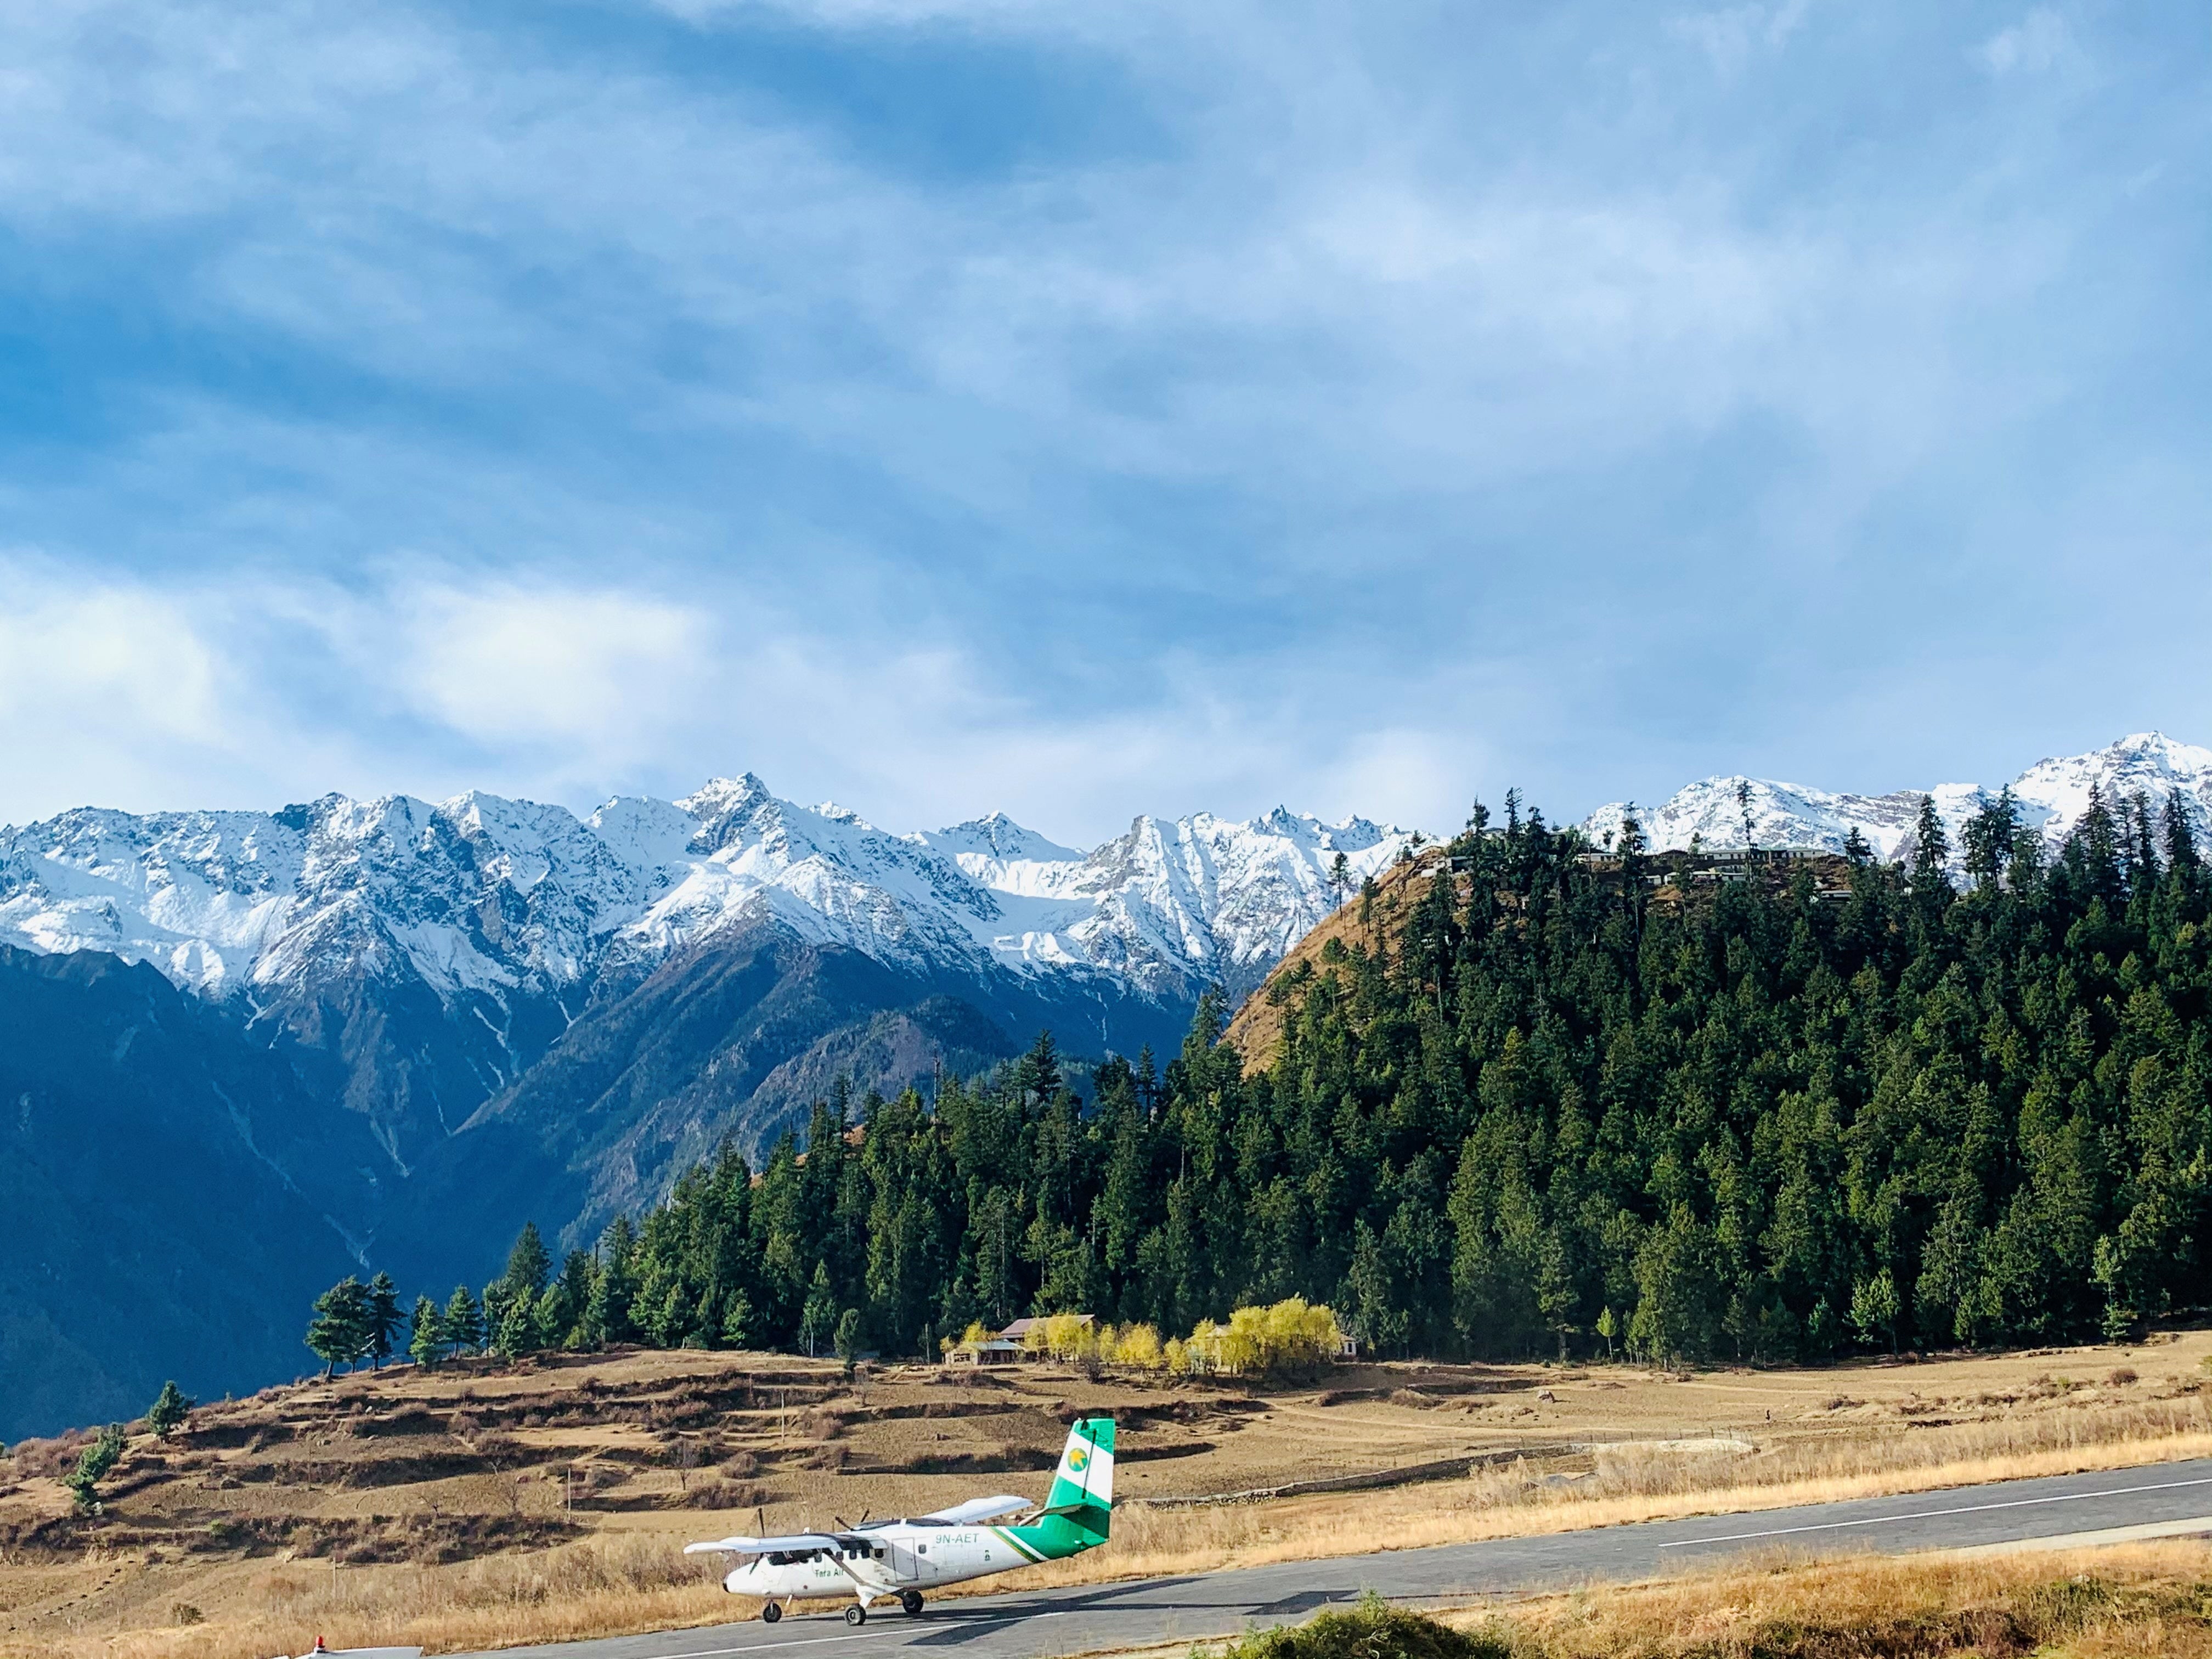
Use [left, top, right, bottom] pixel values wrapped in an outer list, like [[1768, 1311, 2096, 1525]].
[[996, 1514, 1099, 1561], [987, 1525, 1048, 1564]]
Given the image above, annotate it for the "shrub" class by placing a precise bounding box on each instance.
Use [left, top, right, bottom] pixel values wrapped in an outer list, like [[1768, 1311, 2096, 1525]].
[[9, 1435, 81, 1481], [685, 1478, 765, 1509], [1217, 1595, 1507, 1659]]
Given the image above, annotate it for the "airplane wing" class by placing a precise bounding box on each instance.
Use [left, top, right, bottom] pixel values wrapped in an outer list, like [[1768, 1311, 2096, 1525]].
[[684, 1533, 847, 1555], [918, 1495, 1031, 1525]]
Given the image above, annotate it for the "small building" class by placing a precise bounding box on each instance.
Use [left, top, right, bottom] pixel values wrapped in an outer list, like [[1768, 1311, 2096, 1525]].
[[945, 1337, 1023, 1367], [996, 1314, 1093, 1345]]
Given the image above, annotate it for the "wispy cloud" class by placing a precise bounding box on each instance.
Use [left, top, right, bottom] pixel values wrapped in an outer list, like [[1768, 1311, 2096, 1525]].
[[0, 2, 2203, 835], [1671, 0, 1813, 77], [1975, 8, 2079, 77]]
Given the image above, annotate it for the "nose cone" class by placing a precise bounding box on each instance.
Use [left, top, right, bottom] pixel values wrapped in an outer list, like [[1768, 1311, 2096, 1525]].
[[725, 1561, 758, 1595]]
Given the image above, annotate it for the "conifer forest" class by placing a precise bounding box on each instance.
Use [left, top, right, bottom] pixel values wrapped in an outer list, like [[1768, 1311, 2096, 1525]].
[[319, 786, 2212, 1370]]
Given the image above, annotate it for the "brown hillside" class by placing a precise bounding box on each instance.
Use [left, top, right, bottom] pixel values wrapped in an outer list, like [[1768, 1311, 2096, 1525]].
[[1224, 846, 1454, 1076]]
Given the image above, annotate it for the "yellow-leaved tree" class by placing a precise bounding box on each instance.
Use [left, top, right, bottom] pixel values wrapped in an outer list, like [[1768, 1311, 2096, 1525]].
[[1178, 1298, 1341, 1377]]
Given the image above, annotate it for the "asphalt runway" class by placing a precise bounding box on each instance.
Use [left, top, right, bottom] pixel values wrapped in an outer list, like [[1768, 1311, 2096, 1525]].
[[470, 1459, 2212, 1659]]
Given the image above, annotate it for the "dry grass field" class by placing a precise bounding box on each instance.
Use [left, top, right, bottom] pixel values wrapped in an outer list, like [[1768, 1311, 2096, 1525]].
[[1466, 1542, 2212, 1658], [4, 1328, 2209, 1659], [1153, 1543, 2212, 1659]]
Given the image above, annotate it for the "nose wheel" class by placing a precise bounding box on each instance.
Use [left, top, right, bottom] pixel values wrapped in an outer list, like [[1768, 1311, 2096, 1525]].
[[760, 1603, 782, 1625], [900, 1590, 924, 1617], [844, 1604, 868, 1627]]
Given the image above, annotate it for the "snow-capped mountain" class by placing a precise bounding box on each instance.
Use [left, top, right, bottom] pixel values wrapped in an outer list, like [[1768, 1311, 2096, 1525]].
[[1584, 732, 2212, 862], [0, 778, 1407, 1027]]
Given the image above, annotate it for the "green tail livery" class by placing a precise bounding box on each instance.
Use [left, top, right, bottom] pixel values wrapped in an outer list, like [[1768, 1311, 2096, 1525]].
[[991, 1414, 1114, 1561], [686, 1417, 1115, 1624]]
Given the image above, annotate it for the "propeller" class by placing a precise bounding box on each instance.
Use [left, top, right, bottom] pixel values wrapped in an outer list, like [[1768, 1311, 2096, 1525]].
[[832, 1509, 871, 1532]]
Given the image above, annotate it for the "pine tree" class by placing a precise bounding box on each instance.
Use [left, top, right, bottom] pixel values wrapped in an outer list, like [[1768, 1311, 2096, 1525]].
[[1962, 788, 2019, 891], [364, 1272, 402, 1370], [305, 1277, 372, 1376], [2073, 784, 2125, 906], [720, 1291, 753, 1350], [443, 1285, 484, 1356], [1850, 1268, 1902, 1353], [500, 1223, 551, 1303], [2163, 794, 2201, 874], [834, 1307, 862, 1376], [799, 1262, 838, 1357], [492, 1291, 539, 1359], [407, 1296, 445, 1369], [584, 1218, 639, 1348], [63, 1424, 126, 1513], [145, 1380, 194, 1440], [1911, 795, 1950, 891]]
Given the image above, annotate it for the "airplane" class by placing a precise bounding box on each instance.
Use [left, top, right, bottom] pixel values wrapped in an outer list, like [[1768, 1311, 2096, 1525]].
[[685, 1415, 1113, 1626]]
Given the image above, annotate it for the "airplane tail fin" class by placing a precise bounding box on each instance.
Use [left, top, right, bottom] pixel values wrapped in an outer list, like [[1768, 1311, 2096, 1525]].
[[1043, 1417, 1113, 1539]]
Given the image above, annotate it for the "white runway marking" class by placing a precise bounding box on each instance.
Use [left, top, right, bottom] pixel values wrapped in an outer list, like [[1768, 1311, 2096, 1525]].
[[643, 1609, 1070, 1659], [1657, 1474, 2212, 1549]]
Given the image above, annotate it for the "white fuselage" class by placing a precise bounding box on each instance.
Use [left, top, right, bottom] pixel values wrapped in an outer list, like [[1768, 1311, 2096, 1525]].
[[728, 1525, 1018, 1603]]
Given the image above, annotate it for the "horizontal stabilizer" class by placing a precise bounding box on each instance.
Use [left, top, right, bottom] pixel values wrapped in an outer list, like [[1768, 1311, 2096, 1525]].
[[918, 1495, 1030, 1524], [685, 1533, 847, 1555]]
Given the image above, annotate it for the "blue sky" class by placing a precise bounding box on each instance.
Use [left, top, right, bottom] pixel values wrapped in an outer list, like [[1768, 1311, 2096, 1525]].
[[1, 1, 2206, 845]]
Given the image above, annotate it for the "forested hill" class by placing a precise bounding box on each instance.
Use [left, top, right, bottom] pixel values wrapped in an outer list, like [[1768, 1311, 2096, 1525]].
[[457, 785, 2211, 1369]]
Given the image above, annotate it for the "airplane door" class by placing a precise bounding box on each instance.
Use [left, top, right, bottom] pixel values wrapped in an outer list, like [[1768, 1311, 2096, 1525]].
[[889, 1542, 921, 1583]]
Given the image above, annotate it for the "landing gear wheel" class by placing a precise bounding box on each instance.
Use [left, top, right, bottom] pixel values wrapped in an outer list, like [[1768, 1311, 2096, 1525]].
[[900, 1591, 924, 1617], [844, 1604, 868, 1627], [760, 1602, 782, 1624]]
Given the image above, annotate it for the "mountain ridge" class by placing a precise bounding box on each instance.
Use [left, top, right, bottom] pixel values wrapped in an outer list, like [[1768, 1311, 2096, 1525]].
[[0, 779, 1412, 1176], [1583, 731, 2212, 862]]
